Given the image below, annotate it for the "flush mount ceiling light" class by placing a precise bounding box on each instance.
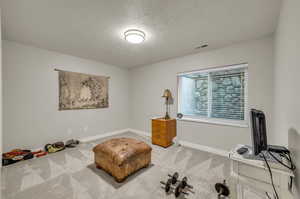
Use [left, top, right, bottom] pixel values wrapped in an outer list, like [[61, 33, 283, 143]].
[[124, 29, 145, 44]]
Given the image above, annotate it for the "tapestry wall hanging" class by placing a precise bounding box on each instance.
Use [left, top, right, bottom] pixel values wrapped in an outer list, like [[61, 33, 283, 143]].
[[58, 70, 109, 110]]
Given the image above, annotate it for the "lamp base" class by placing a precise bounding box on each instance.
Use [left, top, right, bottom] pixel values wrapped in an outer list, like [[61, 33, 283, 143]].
[[164, 112, 170, 120]]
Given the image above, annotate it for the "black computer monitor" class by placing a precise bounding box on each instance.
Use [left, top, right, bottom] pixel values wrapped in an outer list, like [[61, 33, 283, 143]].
[[250, 109, 268, 156]]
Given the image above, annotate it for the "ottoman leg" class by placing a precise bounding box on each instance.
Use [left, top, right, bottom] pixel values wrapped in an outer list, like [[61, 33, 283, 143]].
[[115, 177, 126, 183], [96, 163, 102, 170]]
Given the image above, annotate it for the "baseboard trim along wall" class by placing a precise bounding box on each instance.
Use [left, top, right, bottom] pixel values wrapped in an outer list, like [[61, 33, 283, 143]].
[[127, 128, 151, 137], [78, 128, 229, 157], [128, 128, 229, 157], [178, 140, 229, 157], [79, 129, 130, 143], [27, 129, 131, 159], [79, 128, 151, 143]]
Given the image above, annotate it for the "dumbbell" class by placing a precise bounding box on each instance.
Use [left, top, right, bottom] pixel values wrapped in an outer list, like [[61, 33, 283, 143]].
[[215, 180, 230, 198], [160, 172, 179, 193], [168, 172, 179, 184], [180, 177, 193, 189], [160, 178, 172, 193], [174, 177, 193, 198], [174, 185, 188, 198]]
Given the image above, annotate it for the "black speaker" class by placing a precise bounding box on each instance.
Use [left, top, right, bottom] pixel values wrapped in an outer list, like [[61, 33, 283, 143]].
[[177, 113, 183, 119]]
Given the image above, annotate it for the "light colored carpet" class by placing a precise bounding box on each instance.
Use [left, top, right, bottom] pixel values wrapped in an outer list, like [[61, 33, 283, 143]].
[[1, 132, 234, 199]]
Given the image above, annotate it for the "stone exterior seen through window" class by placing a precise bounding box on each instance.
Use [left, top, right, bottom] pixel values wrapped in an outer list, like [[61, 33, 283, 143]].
[[179, 65, 247, 122]]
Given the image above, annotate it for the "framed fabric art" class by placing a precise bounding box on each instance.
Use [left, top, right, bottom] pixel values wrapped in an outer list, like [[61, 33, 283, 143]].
[[58, 70, 109, 110]]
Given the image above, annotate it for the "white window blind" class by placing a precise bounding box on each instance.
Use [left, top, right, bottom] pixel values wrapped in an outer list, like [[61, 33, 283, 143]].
[[178, 64, 248, 126]]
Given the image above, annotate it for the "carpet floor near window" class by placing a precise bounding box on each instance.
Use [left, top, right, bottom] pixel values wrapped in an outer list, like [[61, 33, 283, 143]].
[[1, 132, 234, 199]]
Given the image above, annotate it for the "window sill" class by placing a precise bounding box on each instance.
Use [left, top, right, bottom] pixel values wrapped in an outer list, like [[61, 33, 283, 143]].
[[177, 117, 249, 128]]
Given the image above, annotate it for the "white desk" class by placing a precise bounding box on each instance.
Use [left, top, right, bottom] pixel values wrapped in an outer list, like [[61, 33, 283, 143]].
[[229, 145, 294, 199]]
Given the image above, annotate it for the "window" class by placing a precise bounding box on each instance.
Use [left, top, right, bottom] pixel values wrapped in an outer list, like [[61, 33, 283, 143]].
[[178, 64, 248, 127]]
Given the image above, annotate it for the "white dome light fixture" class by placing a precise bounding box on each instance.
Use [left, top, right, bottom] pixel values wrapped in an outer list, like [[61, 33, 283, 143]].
[[124, 29, 145, 44]]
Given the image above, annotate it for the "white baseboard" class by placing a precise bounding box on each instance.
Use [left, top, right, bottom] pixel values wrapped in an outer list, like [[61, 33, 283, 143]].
[[79, 128, 150, 143], [79, 128, 130, 143], [128, 128, 151, 137], [78, 128, 229, 158], [30, 129, 130, 151], [127, 128, 229, 157], [179, 140, 229, 157]]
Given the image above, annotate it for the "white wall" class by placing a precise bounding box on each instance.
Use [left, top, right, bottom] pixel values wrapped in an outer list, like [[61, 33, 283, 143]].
[[130, 36, 274, 151], [273, 0, 300, 196], [3, 40, 130, 152]]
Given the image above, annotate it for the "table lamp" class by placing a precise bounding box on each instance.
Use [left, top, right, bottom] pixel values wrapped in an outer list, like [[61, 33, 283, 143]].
[[162, 89, 172, 119]]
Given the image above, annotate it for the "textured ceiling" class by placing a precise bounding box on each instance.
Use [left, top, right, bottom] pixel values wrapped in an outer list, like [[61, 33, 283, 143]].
[[1, 0, 282, 68]]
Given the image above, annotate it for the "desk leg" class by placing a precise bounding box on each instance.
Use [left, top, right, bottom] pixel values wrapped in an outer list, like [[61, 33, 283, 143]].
[[231, 160, 273, 199], [231, 160, 239, 199], [280, 174, 294, 199]]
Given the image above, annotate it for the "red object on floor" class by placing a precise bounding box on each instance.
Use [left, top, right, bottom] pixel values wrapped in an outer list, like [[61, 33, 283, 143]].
[[3, 149, 29, 159], [36, 151, 48, 158], [32, 150, 43, 155]]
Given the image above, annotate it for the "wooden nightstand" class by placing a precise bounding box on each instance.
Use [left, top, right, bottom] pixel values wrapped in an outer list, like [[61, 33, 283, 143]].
[[151, 118, 176, 148]]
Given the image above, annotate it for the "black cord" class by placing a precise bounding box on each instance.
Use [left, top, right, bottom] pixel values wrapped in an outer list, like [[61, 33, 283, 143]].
[[267, 151, 296, 171], [267, 150, 296, 191], [266, 192, 272, 199], [262, 152, 279, 199], [286, 153, 296, 171]]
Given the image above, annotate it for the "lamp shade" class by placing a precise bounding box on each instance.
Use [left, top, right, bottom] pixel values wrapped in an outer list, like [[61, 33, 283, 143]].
[[162, 89, 172, 98]]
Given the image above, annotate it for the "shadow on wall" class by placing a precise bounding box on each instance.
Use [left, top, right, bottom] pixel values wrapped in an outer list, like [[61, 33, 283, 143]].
[[288, 128, 300, 198]]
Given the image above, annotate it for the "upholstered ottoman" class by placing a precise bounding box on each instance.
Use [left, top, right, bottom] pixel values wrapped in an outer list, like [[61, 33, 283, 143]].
[[93, 138, 152, 182]]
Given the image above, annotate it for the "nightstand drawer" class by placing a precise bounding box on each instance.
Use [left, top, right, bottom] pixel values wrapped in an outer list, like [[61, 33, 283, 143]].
[[152, 127, 167, 135], [152, 132, 166, 140], [151, 118, 176, 148], [152, 121, 166, 130], [238, 162, 280, 186]]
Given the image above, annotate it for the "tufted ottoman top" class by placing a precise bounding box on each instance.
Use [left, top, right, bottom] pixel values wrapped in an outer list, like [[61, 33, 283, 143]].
[[93, 138, 152, 166]]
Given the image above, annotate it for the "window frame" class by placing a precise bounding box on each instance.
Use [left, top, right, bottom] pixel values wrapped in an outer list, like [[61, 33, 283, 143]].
[[177, 63, 249, 128]]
